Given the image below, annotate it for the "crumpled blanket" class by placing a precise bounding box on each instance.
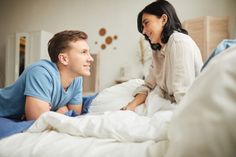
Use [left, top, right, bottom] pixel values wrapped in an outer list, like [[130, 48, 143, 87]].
[[28, 110, 173, 142]]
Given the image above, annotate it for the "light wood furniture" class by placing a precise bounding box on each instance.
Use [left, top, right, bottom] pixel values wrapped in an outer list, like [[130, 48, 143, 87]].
[[182, 16, 229, 61]]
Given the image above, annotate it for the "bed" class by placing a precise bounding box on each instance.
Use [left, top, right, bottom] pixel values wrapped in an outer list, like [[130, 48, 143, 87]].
[[1, 45, 236, 157], [0, 79, 173, 157]]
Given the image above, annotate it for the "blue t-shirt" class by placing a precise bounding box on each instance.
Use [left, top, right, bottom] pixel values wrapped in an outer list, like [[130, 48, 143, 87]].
[[0, 59, 83, 118]]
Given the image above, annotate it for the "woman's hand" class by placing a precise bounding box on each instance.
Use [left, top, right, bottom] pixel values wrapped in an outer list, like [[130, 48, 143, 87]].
[[121, 93, 147, 111], [120, 102, 137, 111]]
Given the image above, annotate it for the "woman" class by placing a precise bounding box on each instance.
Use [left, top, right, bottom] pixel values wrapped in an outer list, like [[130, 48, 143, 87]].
[[122, 0, 203, 111]]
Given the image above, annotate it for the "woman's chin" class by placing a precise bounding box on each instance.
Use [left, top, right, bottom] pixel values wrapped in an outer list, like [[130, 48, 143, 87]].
[[150, 39, 158, 44]]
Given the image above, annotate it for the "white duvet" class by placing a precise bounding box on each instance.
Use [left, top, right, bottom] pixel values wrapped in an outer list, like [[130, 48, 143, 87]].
[[28, 110, 172, 142], [0, 131, 168, 157]]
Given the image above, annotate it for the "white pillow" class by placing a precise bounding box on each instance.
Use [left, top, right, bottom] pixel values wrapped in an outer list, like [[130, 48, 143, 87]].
[[165, 45, 236, 157], [89, 79, 144, 113]]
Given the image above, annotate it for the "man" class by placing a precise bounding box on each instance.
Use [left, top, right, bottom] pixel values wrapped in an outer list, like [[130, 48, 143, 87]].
[[0, 30, 94, 121]]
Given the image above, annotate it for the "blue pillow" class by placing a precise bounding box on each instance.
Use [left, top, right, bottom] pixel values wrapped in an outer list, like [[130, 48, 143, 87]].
[[82, 93, 98, 114], [201, 39, 236, 70]]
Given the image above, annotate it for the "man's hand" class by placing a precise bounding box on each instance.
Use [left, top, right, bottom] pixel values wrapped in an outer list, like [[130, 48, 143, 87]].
[[25, 96, 51, 120], [56, 106, 69, 114], [67, 104, 82, 115]]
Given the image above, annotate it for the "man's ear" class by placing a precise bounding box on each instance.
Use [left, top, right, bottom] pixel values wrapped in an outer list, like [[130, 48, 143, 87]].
[[161, 14, 168, 26], [58, 53, 69, 65]]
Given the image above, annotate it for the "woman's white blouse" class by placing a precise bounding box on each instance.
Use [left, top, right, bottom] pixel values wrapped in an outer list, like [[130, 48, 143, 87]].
[[134, 32, 203, 103]]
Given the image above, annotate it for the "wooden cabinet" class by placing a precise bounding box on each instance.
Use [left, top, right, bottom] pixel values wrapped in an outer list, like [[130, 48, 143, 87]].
[[5, 30, 53, 86], [182, 16, 229, 61]]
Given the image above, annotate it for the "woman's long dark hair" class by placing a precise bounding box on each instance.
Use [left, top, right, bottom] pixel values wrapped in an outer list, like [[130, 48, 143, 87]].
[[137, 0, 188, 50]]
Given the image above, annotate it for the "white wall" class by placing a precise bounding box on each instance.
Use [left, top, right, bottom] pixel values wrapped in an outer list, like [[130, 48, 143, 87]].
[[0, 0, 235, 89]]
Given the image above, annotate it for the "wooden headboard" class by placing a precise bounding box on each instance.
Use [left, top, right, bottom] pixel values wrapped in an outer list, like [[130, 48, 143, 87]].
[[183, 16, 229, 61]]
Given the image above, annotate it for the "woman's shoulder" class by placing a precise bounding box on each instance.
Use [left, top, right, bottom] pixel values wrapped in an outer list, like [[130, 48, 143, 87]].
[[168, 31, 196, 46], [170, 31, 190, 41]]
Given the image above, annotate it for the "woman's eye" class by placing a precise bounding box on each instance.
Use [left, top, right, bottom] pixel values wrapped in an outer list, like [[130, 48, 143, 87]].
[[143, 21, 149, 27]]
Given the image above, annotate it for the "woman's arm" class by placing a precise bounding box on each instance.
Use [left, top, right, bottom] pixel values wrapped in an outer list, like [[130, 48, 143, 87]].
[[170, 37, 202, 103], [121, 93, 147, 111]]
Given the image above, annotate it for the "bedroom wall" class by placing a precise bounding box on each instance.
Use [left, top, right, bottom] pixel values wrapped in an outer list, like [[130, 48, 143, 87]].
[[0, 0, 235, 90]]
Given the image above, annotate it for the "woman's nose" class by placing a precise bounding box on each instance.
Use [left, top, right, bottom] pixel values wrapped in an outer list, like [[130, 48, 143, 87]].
[[142, 27, 146, 35]]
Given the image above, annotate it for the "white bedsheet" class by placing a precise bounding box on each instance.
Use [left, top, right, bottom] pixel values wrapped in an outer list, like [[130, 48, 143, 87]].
[[89, 79, 144, 113], [0, 131, 169, 157], [89, 79, 175, 117], [0, 110, 171, 157], [28, 110, 172, 142]]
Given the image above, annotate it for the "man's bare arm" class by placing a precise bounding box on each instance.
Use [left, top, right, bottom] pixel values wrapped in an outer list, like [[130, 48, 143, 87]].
[[56, 106, 69, 114], [68, 104, 82, 115], [25, 96, 51, 120]]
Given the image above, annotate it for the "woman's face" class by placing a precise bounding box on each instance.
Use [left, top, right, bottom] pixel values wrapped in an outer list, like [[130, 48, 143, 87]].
[[141, 13, 167, 44]]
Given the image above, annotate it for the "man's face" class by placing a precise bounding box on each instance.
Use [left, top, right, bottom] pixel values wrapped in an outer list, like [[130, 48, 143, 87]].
[[65, 40, 94, 77]]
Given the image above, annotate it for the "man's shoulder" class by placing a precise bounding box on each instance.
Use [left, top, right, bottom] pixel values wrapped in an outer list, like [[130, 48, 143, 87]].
[[69, 77, 83, 90], [26, 60, 58, 75], [29, 59, 55, 69], [73, 77, 83, 85]]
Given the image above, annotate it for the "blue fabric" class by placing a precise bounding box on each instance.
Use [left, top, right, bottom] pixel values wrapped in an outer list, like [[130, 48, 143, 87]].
[[0, 59, 83, 118], [64, 110, 79, 117], [0, 118, 34, 139], [201, 39, 236, 70], [81, 93, 98, 114], [0, 94, 97, 139]]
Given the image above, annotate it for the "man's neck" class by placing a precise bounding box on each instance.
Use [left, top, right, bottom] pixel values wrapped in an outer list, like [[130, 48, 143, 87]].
[[60, 73, 75, 91], [57, 64, 76, 91]]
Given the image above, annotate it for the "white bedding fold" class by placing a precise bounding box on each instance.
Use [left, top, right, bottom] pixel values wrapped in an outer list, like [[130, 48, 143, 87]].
[[28, 110, 172, 142]]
